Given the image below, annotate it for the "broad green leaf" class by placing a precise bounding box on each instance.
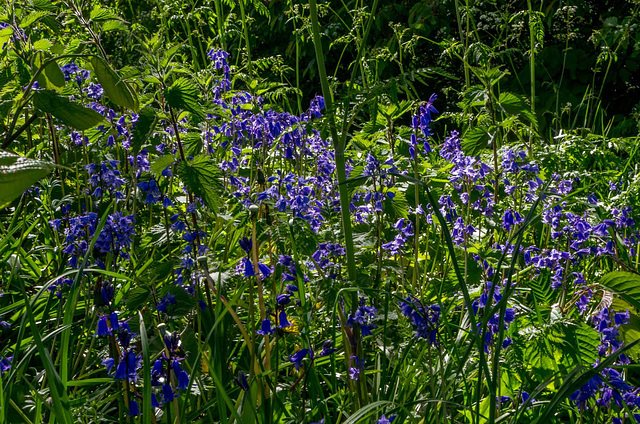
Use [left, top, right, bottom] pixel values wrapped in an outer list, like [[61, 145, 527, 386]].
[[160, 285, 196, 316], [35, 54, 65, 89], [33, 90, 105, 130], [176, 155, 223, 211], [461, 127, 490, 156], [150, 154, 175, 176], [383, 188, 408, 219], [600, 271, 640, 311], [127, 286, 151, 310], [90, 56, 138, 111], [563, 322, 600, 364], [0, 68, 12, 91], [0, 27, 13, 47], [102, 20, 128, 32], [90, 7, 120, 21], [164, 77, 205, 121], [0, 151, 55, 209], [33, 38, 53, 51], [32, 0, 56, 11], [131, 107, 158, 154], [497, 92, 537, 127], [21, 11, 50, 27]]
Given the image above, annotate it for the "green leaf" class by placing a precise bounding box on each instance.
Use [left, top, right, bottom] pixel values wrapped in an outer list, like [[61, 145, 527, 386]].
[[0, 27, 13, 48], [176, 155, 223, 210], [0, 152, 55, 208], [600, 271, 640, 311], [127, 286, 151, 310], [149, 154, 175, 176], [131, 107, 158, 154], [161, 285, 196, 316], [461, 127, 490, 156], [90, 56, 138, 111], [102, 20, 128, 32], [32, 90, 105, 130], [563, 322, 600, 364], [497, 92, 536, 127], [90, 7, 120, 21], [35, 54, 65, 89], [164, 77, 205, 121], [33, 38, 53, 51], [21, 11, 50, 28]]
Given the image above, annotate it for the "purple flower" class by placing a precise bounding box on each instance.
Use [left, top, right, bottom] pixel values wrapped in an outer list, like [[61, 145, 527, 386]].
[[257, 319, 274, 336], [289, 349, 309, 370], [128, 400, 140, 416], [377, 414, 396, 424]]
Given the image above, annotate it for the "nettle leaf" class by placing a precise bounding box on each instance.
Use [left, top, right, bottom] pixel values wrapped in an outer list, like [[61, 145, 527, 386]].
[[0, 27, 14, 48], [164, 78, 205, 121], [563, 322, 600, 365], [176, 155, 223, 211], [127, 286, 151, 311], [497, 92, 536, 128], [90, 56, 138, 111], [102, 20, 128, 32], [461, 127, 490, 156], [383, 188, 409, 219], [21, 11, 51, 28], [150, 154, 175, 176], [0, 152, 55, 208], [90, 7, 120, 21], [600, 271, 640, 311], [32, 90, 105, 130], [161, 285, 196, 317], [131, 107, 158, 154]]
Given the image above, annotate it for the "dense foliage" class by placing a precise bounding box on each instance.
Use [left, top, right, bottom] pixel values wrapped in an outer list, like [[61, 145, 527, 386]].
[[1, 0, 640, 423]]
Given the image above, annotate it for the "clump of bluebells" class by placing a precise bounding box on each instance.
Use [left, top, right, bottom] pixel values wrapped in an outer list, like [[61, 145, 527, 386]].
[[6, 31, 640, 424]]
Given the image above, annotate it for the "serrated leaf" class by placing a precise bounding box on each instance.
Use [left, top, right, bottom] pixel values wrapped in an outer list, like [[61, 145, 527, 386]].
[[461, 127, 490, 156], [149, 154, 175, 176], [384, 189, 409, 219], [0, 152, 55, 208], [176, 155, 223, 211], [127, 286, 151, 311], [160, 285, 196, 316], [21, 11, 50, 28], [563, 322, 600, 364], [102, 20, 128, 32], [164, 77, 205, 121], [33, 38, 53, 51], [0, 68, 12, 90], [32, 90, 105, 130], [600, 271, 640, 311], [90, 7, 120, 21], [0, 27, 13, 47], [90, 56, 138, 111], [32, 0, 56, 11], [497, 92, 536, 127], [64, 39, 84, 55], [131, 107, 158, 154]]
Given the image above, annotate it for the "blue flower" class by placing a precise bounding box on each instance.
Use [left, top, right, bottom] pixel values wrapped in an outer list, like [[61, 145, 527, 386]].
[[319, 340, 336, 357], [172, 361, 190, 390], [377, 414, 396, 424], [0, 356, 12, 376], [289, 349, 308, 370], [128, 400, 140, 417], [95, 315, 111, 337], [162, 383, 176, 403], [278, 310, 291, 328], [257, 319, 274, 335]]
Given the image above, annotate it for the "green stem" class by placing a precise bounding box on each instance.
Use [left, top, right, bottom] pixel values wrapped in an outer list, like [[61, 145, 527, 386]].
[[308, 0, 356, 283]]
